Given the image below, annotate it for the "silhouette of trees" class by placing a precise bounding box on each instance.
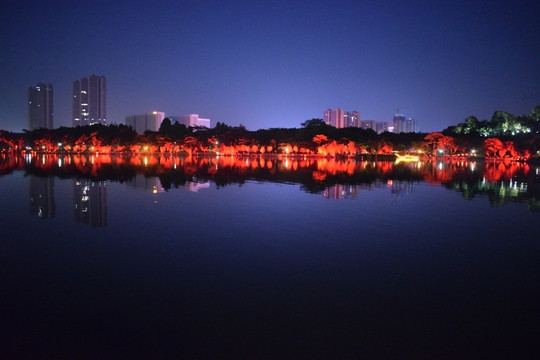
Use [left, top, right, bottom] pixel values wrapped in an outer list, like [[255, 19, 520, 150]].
[[301, 118, 327, 128]]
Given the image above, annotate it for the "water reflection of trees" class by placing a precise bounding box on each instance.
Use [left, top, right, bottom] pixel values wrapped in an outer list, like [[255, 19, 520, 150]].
[[1, 154, 538, 211], [439, 160, 540, 211]]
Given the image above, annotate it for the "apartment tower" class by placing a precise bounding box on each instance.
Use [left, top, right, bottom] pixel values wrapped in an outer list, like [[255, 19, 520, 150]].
[[28, 83, 53, 130], [72, 75, 106, 126]]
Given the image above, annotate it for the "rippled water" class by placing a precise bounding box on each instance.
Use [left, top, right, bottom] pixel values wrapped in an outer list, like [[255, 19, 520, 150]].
[[1, 155, 539, 358]]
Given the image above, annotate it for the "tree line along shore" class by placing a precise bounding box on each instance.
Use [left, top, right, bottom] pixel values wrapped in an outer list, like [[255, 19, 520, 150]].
[[1, 106, 539, 162]]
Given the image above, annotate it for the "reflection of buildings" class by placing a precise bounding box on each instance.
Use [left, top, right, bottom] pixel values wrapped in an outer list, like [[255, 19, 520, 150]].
[[125, 111, 165, 134], [187, 180, 210, 192], [28, 83, 53, 130], [323, 184, 360, 199], [390, 180, 414, 197], [29, 176, 55, 219], [323, 181, 413, 199], [126, 174, 165, 193], [72, 75, 106, 127], [73, 180, 107, 227]]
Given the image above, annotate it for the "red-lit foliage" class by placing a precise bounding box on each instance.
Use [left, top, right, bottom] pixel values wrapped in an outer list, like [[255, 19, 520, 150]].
[[483, 138, 524, 159]]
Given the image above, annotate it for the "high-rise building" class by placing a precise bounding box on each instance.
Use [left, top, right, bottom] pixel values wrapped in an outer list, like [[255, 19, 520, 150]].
[[72, 75, 106, 126], [405, 117, 418, 132], [393, 111, 407, 133], [346, 111, 361, 127], [125, 111, 165, 134], [360, 120, 376, 131], [28, 83, 53, 130], [323, 108, 345, 128], [375, 122, 388, 134]]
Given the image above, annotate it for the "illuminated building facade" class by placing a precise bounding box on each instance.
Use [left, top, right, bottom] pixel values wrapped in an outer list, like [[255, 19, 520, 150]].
[[179, 114, 210, 128], [28, 83, 53, 130], [346, 111, 361, 127], [125, 111, 165, 134], [324, 109, 362, 128], [323, 108, 345, 128], [72, 75, 106, 127], [322, 108, 417, 133]]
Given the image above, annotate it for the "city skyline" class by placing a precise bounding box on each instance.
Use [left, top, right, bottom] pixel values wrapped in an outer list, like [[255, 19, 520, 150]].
[[1, 1, 539, 134]]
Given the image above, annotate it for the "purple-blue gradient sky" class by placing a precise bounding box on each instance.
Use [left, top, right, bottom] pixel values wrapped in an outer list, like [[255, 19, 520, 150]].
[[1, 0, 539, 133]]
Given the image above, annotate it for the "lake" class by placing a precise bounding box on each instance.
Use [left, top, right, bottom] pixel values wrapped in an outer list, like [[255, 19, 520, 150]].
[[1, 154, 539, 359]]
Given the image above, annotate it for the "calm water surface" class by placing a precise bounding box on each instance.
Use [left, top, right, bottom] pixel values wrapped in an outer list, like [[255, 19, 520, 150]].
[[1, 155, 539, 358]]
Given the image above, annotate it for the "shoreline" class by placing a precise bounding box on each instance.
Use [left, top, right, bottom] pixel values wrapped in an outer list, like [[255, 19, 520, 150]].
[[3, 149, 539, 164]]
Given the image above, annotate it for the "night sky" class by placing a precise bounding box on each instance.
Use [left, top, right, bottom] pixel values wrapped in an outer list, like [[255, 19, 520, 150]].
[[1, 0, 539, 133]]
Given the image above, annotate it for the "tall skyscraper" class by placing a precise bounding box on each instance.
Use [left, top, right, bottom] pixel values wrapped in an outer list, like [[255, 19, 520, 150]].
[[393, 111, 406, 133], [405, 117, 419, 132], [28, 83, 53, 130], [72, 75, 106, 126]]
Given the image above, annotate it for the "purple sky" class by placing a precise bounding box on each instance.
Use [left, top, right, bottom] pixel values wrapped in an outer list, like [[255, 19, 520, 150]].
[[1, 0, 539, 133]]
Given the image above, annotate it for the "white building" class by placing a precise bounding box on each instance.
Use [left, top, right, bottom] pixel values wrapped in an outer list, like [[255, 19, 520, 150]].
[[125, 111, 165, 134], [179, 114, 210, 128]]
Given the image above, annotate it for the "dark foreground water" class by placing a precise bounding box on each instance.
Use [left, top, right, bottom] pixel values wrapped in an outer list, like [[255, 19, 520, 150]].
[[1, 155, 539, 359]]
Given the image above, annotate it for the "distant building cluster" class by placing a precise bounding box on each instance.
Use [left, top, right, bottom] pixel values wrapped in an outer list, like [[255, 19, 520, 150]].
[[125, 113, 211, 134], [392, 110, 418, 133], [27, 74, 211, 133], [323, 108, 418, 134]]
